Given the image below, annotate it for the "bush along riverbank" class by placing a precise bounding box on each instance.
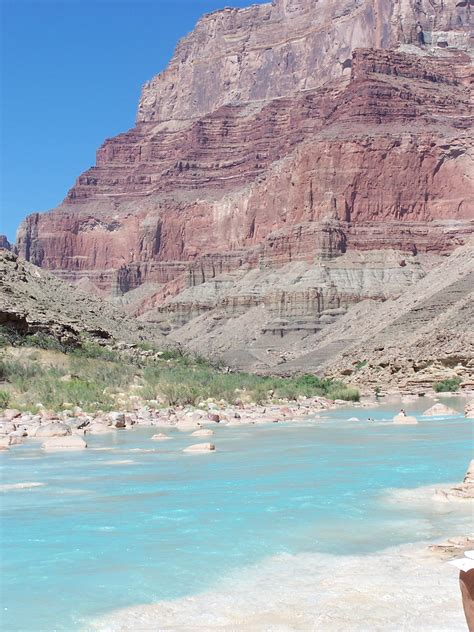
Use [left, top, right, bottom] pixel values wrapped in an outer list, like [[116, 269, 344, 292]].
[[0, 331, 362, 446]]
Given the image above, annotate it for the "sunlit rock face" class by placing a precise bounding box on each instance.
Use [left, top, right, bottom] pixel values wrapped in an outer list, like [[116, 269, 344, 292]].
[[16, 0, 473, 351]]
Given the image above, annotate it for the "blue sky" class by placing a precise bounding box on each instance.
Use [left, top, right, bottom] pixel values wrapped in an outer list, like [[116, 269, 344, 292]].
[[0, 0, 266, 242]]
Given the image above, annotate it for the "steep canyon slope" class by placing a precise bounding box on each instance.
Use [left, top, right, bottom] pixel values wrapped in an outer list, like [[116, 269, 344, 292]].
[[15, 0, 474, 383]]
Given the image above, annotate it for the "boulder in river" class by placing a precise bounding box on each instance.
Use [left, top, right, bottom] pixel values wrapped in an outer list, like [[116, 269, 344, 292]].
[[35, 422, 72, 438], [42, 436, 87, 450], [393, 413, 418, 425], [151, 433, 171, 441], [183, 443, 216, 453], [191, 429, 214, 437], [422, 403, 458, 417]]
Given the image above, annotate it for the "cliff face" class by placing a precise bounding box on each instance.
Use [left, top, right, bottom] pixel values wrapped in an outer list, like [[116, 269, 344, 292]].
[[16, 0, 474, 371]]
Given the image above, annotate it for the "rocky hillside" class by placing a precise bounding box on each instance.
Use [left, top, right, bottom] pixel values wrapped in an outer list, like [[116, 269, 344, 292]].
[[12, 0, 473, 384], [168, 240, 474, 389], [0, 250, 165, 347]]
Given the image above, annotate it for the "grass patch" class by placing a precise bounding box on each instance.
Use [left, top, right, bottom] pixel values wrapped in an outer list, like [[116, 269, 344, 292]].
[[433, 377, 462, 392], [0, 354, 134, 412], [0, 333, 359, 411], [0, 390, 10, 409], [142, 368, 359, 407]]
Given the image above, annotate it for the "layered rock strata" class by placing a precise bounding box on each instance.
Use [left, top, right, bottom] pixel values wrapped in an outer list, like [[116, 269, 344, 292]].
[[15, 0, 474, 376]]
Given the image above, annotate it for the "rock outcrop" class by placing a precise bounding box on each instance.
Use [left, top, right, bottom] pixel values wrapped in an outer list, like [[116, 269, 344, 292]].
[[0, 236, 11, 251], [13, 0, 474, 382], [422, 403, 459, 416], [0, 249, 165, 346]]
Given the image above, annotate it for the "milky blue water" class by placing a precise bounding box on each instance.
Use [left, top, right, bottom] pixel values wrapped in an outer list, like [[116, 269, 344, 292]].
[[0, 397, 472, 631]]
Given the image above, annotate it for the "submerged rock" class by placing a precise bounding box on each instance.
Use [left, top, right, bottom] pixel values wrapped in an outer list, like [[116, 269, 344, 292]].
[[191, 429, 214, 437], [151, 433, 171, 441], [176, 421, 201, 432], [42, 436, 87, 450], [422, 403, 458, 417], [183, 443, 216, 453]]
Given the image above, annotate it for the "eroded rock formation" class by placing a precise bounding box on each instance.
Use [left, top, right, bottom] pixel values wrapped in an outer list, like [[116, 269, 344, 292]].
[[15, 0, 474, 377]]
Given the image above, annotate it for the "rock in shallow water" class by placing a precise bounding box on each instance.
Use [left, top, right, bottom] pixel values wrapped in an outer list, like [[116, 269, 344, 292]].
[[35, 422, 72, 438], [183, 443, 216, 453], [151, 433, 171, 441], [42, 436, 87, 451], [393, 413, 418, 425], [422, 403, 458, 417], [191, 429, 214, 437]]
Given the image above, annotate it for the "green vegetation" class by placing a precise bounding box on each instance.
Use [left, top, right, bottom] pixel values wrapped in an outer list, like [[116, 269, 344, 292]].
[[0, 326, 359, 411], [433, 377, 462, 393], [0, 390, 10, 409], [141, 367, 359, 407], [355, 359, 367, 371]]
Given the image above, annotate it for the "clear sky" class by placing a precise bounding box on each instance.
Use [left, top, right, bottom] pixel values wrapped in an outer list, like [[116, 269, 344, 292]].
[[0, 0, 267, 242]]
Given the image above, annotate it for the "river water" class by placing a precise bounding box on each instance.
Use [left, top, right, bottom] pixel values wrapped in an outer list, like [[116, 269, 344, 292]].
[[1, 396, 472, 631]]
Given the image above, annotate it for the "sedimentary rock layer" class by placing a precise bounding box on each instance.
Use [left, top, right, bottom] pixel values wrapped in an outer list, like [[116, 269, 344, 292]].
[[14, 0, 474, 377]]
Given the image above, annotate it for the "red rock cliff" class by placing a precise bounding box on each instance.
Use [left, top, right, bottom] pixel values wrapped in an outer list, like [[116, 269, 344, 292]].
[[17, 0, 473, 310]]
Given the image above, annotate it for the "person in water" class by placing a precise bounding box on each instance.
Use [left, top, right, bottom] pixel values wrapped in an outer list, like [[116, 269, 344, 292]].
[[400, 408, 406, 416]]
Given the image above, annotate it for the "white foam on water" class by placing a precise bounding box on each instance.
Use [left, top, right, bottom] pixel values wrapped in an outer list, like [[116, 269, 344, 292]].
[[90, 542, 465, 631], [383, 483, 474, 508], [102, 460, 135, 465], [0, 482, 45, 492]]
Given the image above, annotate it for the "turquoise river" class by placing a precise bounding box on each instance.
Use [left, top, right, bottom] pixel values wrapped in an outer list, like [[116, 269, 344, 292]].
[[1, 396, 472, 631]]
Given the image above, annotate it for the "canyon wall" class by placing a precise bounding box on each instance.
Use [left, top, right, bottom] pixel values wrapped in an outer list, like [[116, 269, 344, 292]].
[[16, 0, 473, 371]]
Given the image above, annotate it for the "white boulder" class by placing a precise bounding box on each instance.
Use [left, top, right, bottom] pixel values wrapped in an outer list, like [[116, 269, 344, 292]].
[[183, 443, 216, 453], [35, 422, 72, 438], [393, 413, 418, 425], [176, 421, 201, 432], [42, 436, 87, 451], [86, 422, 115, 434], [422, 403, 458, 417], [151, 433, 171, 441], [191, 429, 214, 437], [0, 436, 11, 449], [0, 422, 16, 435], [3, 409, 21, 421]]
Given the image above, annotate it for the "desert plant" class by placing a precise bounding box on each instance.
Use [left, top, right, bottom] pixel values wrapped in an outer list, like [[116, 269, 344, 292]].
[[0, 390, 10, 409], [23, 332, 68, 352], [326, 386, 360, 402], [433, 377, 462, 392]]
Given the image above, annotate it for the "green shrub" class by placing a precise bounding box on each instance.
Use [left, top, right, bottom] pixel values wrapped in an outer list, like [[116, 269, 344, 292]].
[[433, 377, 462, 392], [24, 332, 68, 352], [0, 326, 24, 347], [73, 339, 119, 362], [326, 386, 360, 402], [158, 381, 201, 406], [0, 390, 10, 409]]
